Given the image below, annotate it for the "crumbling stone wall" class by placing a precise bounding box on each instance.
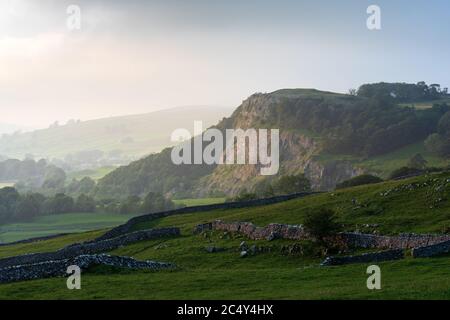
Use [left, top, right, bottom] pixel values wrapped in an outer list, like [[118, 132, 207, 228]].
[[320, 249, 404, 266], [203, 220, 309, 241], [0, 254, 174, 284], [198, 220, 450, 250], [412, 240, 450, 258], [98, 192, 315, 241], [339, 232, 450, 250], [0, 227, 180, 269]]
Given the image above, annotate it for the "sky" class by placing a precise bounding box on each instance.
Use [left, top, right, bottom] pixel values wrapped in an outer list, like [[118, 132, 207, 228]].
[[0, 0, 449, 128]]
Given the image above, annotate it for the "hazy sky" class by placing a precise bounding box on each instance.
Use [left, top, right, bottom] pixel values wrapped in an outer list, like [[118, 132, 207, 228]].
[[1, 0, 449, 128]]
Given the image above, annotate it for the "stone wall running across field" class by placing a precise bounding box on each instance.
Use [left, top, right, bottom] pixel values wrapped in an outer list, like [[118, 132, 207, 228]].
[[196, 220, 450, 250], [0, 227, 180, 269], [0, 254, 174, 284], [339, 232, 450, 250], [196, 220, 309, 241], [97, 192, 316, 241], [412, 240, 450, 258], [320, 249, 404, 266]]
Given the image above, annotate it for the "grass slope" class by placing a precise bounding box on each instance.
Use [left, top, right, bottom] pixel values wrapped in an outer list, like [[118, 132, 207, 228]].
[[0, 173, 449, 299], [0, 106, 231, 159], [0, 213, 135, 244]]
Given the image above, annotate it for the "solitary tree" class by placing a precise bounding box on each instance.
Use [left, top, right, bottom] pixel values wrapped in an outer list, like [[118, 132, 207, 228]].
[[407, 153, 428, 170], [303, 209, 341, 244]]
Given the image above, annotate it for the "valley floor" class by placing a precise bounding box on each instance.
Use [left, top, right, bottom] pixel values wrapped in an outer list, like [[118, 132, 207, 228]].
[[1, 172, 449, 299], [0, 233, 448, 299]]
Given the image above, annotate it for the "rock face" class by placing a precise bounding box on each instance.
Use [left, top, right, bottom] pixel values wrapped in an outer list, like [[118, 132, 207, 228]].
[[0, 254, 174, 284], [320, 250, 404, 266], [0, 227, 180, 269], [197, 92, 367, 194], [304, 160, 365, 191], [412, 240, 450, 258]]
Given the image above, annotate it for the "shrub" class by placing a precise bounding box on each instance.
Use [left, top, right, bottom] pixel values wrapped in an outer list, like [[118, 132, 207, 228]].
[[389, 167, 423, 180], [303, 208, 341, 243], [336, 174, 383, 189], [272, 174, 311, 195]]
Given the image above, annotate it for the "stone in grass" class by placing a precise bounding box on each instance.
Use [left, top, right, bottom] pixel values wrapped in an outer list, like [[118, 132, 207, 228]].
[[239, 241, 248, 251], [266, 232, 278, 242], [240, 251, 248, 258], [205, 246, 224, 253]]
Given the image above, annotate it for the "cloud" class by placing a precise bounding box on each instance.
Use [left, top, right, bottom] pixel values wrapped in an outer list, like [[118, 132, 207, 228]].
[[0, 32, 65, 57]]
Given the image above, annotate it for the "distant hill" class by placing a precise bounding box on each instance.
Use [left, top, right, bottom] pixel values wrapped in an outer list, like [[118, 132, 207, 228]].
[[95, 83, 450, 199], [0, 106, 232, 168], [0, 123, 34, 136]]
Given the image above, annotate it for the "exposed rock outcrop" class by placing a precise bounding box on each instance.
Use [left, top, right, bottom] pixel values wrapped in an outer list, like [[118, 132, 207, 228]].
[[304, 160, 365, 191]]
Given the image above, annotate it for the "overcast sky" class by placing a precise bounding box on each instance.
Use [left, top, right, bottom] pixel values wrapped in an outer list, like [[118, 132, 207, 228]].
[[1, 0, 449, 128]]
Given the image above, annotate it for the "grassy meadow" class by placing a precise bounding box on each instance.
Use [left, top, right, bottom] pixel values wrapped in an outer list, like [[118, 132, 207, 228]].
[[0, 212, 135, 244], [0, 172, 449, 299]]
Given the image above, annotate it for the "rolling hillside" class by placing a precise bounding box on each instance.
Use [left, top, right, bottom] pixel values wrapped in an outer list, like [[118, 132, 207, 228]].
[[95, 84, 450, 199], [0, 172, 449, 299], [0, 106, 232, 162]]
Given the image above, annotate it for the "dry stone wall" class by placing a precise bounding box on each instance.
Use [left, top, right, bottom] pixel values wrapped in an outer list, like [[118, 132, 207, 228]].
[[0, 254, 174, 284], [199, 220, 309, 241], [339, 232, 450, 250], [198, 220, 450, 250], [97, 192, 316, 241], [320, 249, 404, 266], [0, 227, 180, 269], [412, 240, 450, 258]]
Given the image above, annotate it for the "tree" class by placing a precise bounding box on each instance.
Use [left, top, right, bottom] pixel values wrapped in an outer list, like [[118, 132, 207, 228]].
[[303, 209, 341, 243], [0, 187, 20, 223], [75, 194, 96, 213], [272, 174, 311, 195], [231, 189, 258, 202], [425, 133, 450, 157], [14, 193, 44, 221], [42, 166, 66, 190], [336, 174, 383, 189], [44, 193, 74, 214], [438, 112, 450, 136], [141, 192, 174, 213], [407, 153, 428, 169], [389, 167, 423, 180], [348, 88, 357, 96], [119, 196, 142, 215]]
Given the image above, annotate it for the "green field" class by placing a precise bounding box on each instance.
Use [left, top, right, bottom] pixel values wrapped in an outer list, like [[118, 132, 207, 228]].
[[0, 173, 449, 299], [399, 98, 450, 109], [173, 198, 226, 207], [67, 166, 117, 181], [0, 107, 231, 160], [0, 213, 136, 244], [317, 142, 450, 178]]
